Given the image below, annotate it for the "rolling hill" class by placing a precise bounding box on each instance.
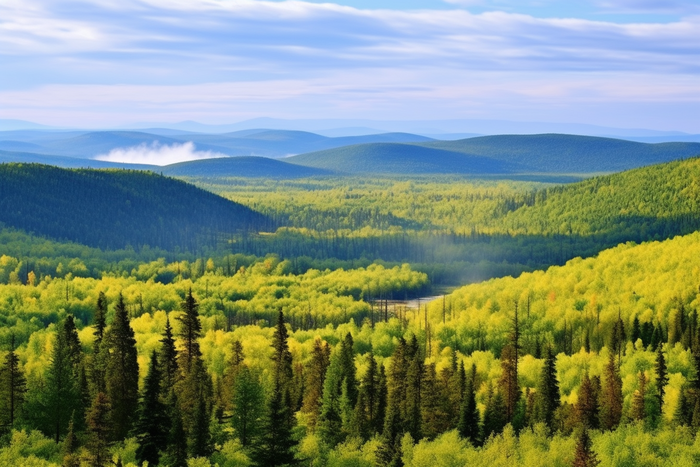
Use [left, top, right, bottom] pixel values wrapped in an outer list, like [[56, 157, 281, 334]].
[[286, 142, 527, 174], [0, 163, 270, 250], [161, 156, 331, 178], [287, 134, 700, 174]]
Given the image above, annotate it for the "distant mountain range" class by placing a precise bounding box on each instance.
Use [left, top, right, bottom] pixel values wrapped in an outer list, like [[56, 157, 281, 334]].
[[1, 129, 699, 177]]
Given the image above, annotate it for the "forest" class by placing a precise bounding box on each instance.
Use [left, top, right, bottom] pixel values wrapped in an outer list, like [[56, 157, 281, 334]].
[[3, 157, 700, 466]]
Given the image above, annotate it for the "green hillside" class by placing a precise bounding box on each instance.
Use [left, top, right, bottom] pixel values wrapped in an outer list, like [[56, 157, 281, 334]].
[[161, 156, 331, 178], [420, 134, 700, 173], [0, 163, 270, 250], [286, 142, 526, 174], [287, 134, 700, 174]]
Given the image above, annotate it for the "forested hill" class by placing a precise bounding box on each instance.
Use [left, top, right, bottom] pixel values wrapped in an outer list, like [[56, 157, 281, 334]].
[[494, 156, 700, 240], [0, 163, 270, 251], [287, 134, 700, 174]]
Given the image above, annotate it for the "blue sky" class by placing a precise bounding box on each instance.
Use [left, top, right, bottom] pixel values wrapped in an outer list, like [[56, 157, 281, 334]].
[[1, 0, 699, 131]]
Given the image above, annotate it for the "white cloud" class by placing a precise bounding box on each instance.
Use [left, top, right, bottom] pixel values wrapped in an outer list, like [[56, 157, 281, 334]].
[[95, 141, 225, 165]]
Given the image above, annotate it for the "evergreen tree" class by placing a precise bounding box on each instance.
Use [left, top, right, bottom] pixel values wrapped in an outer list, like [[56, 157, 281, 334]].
[[104, 294, 139, 441], [159, 316, 179, 399], [377, 396, 403, 467], [63, 315, 82, 370], [482, 383, 507, 441], [62, 416, 79, 467], [0, 336, 27, 431], [458, 364, 479, 445], [339, 333, 358, 408], [252, 311, 296, 466], [420, 362, 449, 440], [223, 339, 245, 412], [85, 392, 111, 467], [404, 335, 423, 440], [499, 343, 520, 422], [93, 291, 107, 346], [91, 293, 108, 394], [655, 346, 669, 411], [631, 316, 641, 344], [178, 289, 202, 372], [318, 347, 347, 447], [631, 371, 648, 422], [599, 353, 623, 430], [576, 373, 599, 429], [231, 365, 264, 446], [532, 346, 560, 431], [162, 392, 188, 467], [573, 428, 600, 467], [673, 387, 691, 426], [37, 320, 82, 443], [301, 339, 331, 428], [190, 393, 212, 458], [134, 351, 168, 467]]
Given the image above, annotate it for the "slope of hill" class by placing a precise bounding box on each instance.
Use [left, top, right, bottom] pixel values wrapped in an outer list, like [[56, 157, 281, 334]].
[[0, 149, 157, 170], [161, 156, 331, 178], [420, 134, 700, 173], [0, 163, 270, 250], [495, 156, 700, 239], [442, 228, 700, 353], [285, 142, 527, 174]]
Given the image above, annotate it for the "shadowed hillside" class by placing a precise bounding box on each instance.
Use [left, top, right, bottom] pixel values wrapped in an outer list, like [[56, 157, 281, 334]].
[[0, 163, 270, 250]]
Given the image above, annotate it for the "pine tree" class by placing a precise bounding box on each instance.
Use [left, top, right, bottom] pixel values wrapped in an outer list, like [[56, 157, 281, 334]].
[[85, 392, 111, 467], [458, 363, 479, 445], [0, 335, 27, 431], [576, 373, 599, 429], [62, 416, 79, 467], [252, 311, 296, 466], [499, 343, 520, 422], [301, 339, 330, 428], [532, 346, 560, 431], [134, 351, 168, 467], [231, 365, 264, 446], [573, 428, 600, 467], [178, 289, 202, 372], [104, 294, 139, 441], [159, 316, 179, 399], [655, 346, 669, 412], [631, 371, 648, 422], [599, 353, 623, 430], [38, 320, 82, 443]]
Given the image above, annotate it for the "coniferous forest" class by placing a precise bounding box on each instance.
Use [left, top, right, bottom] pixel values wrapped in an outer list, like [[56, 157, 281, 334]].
[[4, 157, 700, 466]]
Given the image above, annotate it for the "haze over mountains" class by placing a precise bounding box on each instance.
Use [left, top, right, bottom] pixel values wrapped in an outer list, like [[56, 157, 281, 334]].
[[1, 123, 699, 178]]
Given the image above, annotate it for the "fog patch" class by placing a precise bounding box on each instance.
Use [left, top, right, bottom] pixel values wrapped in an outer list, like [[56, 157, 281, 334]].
[[95, 141, 226, 166]]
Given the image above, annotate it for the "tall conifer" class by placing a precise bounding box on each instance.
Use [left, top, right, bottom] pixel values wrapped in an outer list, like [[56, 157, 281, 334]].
[[0, 336, 27, 430], [134, 352, 168, 467]]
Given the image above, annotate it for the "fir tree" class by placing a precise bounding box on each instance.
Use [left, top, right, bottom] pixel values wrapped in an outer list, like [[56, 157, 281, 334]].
[[599, 353, 623, 430], [38, 320, 82, 443], [0, 335, 27, 431], [178, 289, 202, 372], [301, 339, 331, 428], [576, 373, 599, 429], [159, 316, 179, 399], [231, 365, 264, 446], [631, 371, 648, 422], [134, 351, 168, 467], [655, 346, 669, 411], [104, 294, 139, 441], [532, 346, 560, 431], [85, 392, 111, 467], [573, 428, 600, 467], [458, 364, 479, 445]]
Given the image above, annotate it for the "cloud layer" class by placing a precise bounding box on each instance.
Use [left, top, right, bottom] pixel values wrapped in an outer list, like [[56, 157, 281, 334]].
[[95, 142, 225, 166], [1, 0, 699, 131]]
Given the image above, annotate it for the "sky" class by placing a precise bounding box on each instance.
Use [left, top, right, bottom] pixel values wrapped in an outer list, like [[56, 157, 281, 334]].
[[1, 0, 699, 132]]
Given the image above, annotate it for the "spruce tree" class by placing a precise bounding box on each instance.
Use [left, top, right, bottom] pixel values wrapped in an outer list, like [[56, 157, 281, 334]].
[[159, 315, 179, 399], [318, 347, 347, 447], [599, 353, 623, 430], [673, 387, 690, 426], [252, 311, 296, 466], [178, 289, 202, 372], [404, 335, 423, 440], [532, 346, 560, 431], [421, 362, 449, 440], [351, 352, 383, 440], [94, 291, 107, 346], [573, 428, 600, 467], [162, 392, 188, 467], [62, 416, 80, 467], [38, 320, 82, 443], [576, 373, 599, 429], [631, 371, 647, 422], [0, 335, 27, 431], [458, 364, 479, 445], [231, 365, 264, 446], [655, 345, 668, 411], [86, 392, 111, 467], [91, 293, 108, 394], [134, 351, 168, 467], [499, 343, 520, 422], [301, 339, 330, 428], [104, 294, 139, 441], [482, 383, 507, 441]]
